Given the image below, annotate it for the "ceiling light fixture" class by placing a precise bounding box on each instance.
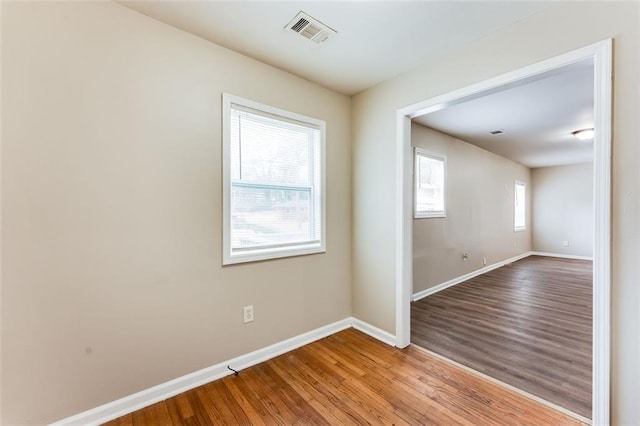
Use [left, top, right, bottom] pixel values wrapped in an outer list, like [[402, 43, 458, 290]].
[[572, 128, 595, 140]]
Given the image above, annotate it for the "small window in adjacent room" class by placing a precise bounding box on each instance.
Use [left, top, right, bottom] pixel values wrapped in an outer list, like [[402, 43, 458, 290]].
[[514, 181, 526, 232], [414, 148, 446, 218], [222, 94, 325, 265]]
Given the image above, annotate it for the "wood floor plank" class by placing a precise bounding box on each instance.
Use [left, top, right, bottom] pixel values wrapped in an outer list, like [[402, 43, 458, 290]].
[[164, 398, 185, 425], [104, 327, 585, 425], [270, 352, 372, 425], [102, 414, 133, 426], [219, 376, 267, 425], [411, 255, 592, 418], [195, 384, 238, 424]]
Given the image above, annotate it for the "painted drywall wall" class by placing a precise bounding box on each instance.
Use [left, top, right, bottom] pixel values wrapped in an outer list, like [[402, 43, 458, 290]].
[[532, 163, 593, 257], [1, 2, 351, 424], [0, 1, 3, 421], [412, 124, 531, 294], [352, 2, 639, 423]]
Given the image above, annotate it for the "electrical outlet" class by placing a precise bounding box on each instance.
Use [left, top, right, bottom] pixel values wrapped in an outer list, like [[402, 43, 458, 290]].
[[563, 240, 570, 247], [462, 252, 469, 261], [483, 257, 487, 266], [243, 305, 254, 324]]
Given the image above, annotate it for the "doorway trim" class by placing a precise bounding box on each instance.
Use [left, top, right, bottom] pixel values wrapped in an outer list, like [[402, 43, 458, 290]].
[[395, 39, 611, 424]]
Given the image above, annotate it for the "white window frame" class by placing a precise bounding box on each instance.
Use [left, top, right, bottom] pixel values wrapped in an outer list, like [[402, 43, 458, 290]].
[[222, 93, 326, 265], [514, 180, 526, 232], [413, 148, 447, 219]]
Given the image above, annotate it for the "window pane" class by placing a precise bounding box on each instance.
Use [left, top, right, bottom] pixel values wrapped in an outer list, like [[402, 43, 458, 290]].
[[231, 184, 318, 250], [231, 109, 316, 186], [416, 154, 445, 214], [515, 182, 526, 229]]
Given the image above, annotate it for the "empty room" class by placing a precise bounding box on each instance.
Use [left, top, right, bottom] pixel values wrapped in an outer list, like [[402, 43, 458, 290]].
[[1, 1, 639, 425]]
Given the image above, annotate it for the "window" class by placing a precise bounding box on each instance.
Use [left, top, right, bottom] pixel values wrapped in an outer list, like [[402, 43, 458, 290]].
[[414, 148, 446, 218], [514, 181, 526, 231], [222, 94, 325, 265]]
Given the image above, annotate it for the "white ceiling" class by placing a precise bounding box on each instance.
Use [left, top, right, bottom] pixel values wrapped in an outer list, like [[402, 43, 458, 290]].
[[119, 1, 551, 95], [414, 59, 595, 168]]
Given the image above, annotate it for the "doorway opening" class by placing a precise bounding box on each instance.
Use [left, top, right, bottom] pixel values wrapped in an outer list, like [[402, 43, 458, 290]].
[[394, 40, 611, 424]]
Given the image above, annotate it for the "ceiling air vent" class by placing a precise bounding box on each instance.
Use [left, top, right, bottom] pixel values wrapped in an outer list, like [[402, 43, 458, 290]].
[[489, 129, 505, 135], [285, 11, 337, 44]]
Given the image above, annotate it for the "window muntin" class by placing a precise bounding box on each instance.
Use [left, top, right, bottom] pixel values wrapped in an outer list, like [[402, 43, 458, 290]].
[[514, 181, 526, 231], [414, 148, 446, 218], [223, 94, 325, 264]]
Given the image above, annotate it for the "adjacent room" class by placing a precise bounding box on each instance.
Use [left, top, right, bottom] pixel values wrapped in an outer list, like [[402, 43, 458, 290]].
[[409, 59, 594, 420], [1, 1, 639, 425]]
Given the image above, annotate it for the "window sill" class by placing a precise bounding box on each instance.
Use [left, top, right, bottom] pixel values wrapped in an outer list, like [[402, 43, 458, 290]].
[[514, 227, 526, 232], [223, 243, 325, 265], [415, 213, 446, 219]]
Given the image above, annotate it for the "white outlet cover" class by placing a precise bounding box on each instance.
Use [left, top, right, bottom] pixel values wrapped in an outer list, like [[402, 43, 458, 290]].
[[243, 305, 254, 323]]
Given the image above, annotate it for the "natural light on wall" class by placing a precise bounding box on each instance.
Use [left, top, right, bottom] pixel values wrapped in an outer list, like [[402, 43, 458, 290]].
[[414, 148, 446, 218], [222, 94, 326, 264], [514, 181, 526, 231]]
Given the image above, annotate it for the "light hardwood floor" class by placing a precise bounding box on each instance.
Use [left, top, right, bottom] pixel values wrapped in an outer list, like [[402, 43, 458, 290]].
[[412, 255, 592, 419], [105, 328, 584, 425]]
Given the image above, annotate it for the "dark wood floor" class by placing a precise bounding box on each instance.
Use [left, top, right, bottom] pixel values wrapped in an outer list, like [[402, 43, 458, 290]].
[[412, 255, 592, 419], [105, 328, 583, 425]]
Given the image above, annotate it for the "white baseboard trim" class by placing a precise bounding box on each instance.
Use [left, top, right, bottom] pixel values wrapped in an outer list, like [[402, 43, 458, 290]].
[[50, 317, 397, 426], [350, 317, 396, 346], [530, 251, 593, 261], [50, 318, 353, 426], [412, 252, 532, 302]]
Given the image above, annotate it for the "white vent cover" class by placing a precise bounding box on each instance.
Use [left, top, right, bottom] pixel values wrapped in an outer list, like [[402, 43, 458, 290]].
[[285, 11, 336, 44]]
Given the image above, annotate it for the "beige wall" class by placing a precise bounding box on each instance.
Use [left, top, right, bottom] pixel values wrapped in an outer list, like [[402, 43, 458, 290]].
[[352, 2, 639, 423], [0, 2, 351, 424], [0, 1, 3, 421], [532, 163, 593, 257], [412, 125, 531, 294]]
